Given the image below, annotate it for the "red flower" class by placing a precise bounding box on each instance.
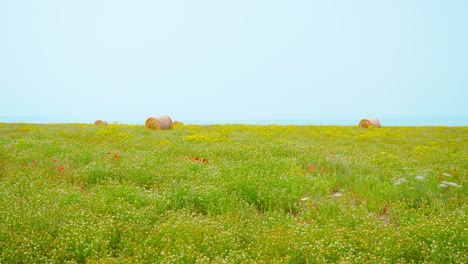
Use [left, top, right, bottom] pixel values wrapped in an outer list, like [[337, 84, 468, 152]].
[[308, 164, 316, 172], [190, 157, 207, 163]]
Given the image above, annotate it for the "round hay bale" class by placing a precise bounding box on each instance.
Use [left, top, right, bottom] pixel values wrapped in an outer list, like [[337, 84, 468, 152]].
[[173, 120, 184, 127], [359, 118, 381, 128], [94, 120, 108, 126], [145, 115, 173, 130]]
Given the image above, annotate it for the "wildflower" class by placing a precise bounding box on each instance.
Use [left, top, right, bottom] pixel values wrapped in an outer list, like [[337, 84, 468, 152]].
[[331, 192, 343, 197], [415, 175, 426, 181], [394, 178, 407, 186], [439, 172, 451, 179], [308, 164, 316, 172], [301, 197, 309, 201], [190, 157, 207, 163], [439, 181, 462, 188]]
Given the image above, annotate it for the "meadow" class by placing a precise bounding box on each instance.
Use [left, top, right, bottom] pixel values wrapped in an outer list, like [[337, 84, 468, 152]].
[[0, 122, 466, 263]]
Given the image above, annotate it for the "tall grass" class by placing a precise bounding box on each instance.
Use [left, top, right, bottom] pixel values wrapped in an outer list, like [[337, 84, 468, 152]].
[[0, 123, 466, 263]]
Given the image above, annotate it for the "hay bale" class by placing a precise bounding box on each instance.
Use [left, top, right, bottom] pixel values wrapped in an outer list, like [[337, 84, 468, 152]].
[[359, 118, 381, 128], [145, 115, 173, 130], [173, 120, 184, 126], [94, 120, 108, 126]]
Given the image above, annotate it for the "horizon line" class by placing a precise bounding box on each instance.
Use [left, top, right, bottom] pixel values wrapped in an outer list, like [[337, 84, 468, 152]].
[[1, 116, 467, 126]]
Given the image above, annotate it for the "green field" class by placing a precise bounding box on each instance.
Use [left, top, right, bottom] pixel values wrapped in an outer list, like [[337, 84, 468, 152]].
[[0, 123, 466, 263]]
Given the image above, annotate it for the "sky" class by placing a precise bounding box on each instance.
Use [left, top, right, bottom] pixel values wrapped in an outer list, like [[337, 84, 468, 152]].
[[1, 0, 467, 125]]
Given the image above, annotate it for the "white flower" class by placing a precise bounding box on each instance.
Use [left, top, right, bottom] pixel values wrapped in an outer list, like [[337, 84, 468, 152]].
[[440, 181, 462, 188], [394, 178, 407, 186], [301, 197, 309, 201], [415, 175, 426, 181]]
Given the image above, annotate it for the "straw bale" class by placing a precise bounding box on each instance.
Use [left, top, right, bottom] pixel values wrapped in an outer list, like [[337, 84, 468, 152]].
[[94, 120, 108, 126], [173, 120, 184, 126], [145, 115, 173, 130], [359, 118, 381, 128]]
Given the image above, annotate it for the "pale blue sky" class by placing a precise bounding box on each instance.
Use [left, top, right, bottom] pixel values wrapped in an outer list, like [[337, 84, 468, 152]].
[[1, 0, 467, 125]]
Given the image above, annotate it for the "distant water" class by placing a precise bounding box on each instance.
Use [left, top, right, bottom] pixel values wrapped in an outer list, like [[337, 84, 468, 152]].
[[1, 116, 467, 126]]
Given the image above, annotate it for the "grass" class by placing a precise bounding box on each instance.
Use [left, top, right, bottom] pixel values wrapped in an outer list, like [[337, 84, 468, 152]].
[[0, 122, 466, 263]]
